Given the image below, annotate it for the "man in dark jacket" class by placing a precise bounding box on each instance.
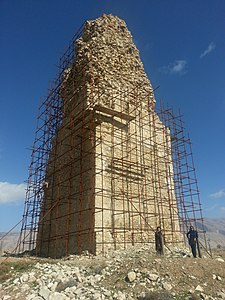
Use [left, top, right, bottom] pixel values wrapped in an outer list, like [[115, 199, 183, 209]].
[[155, 226, 164, 255], [187, 226, 198, 258]]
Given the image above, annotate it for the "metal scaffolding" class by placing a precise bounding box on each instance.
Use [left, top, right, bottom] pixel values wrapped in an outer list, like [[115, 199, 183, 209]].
[[17, 24, 207, 258]]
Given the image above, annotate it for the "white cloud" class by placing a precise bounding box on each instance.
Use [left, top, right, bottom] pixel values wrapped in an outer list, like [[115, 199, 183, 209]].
[[160, 60, 187, 75], [209, 189, 225, 199], [200, 42, 216, 58], [0, 182, 26, 204]]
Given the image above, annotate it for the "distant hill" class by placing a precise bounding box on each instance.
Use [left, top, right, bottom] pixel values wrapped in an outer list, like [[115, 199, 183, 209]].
[[0, 218, 224, 254], [201, 218, 225, 249], [0, 232, 20, 254]]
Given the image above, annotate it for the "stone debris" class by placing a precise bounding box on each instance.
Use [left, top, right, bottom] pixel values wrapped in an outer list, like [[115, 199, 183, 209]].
[[162, 282, 172, 291], [0, 246, 224, 300], [215, 258, 224, 263], [148, 273, 159, 281], [196, 285, 204, 292], [200, 293, 210, 300], [127, 271, 136, 282], [217, 291, 225, 299], [38, 286, 51, 299]]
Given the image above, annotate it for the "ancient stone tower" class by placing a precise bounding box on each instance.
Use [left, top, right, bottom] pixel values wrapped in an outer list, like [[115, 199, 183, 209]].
[[19, 14, 206, 258]]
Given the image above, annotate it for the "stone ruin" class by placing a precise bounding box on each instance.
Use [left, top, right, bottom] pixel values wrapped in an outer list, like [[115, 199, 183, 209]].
[[35, 14, 183, 257]]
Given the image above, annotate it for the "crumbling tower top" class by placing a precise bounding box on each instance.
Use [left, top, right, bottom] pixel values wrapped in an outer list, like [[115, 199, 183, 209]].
[[62, 14, 156, 120]]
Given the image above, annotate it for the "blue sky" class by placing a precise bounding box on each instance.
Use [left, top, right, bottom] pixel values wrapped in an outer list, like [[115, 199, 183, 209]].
[[0, 0, 225, 231]]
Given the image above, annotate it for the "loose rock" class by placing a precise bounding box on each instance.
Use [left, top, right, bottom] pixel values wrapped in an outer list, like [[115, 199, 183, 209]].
[[127, 271, 136, 282]]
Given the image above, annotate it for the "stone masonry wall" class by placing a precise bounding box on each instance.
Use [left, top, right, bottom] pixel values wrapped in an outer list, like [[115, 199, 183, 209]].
[[36, 14, 183, 257]]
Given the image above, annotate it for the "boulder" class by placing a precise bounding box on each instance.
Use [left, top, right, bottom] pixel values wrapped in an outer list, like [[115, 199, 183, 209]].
[[162, 282, 172, 291], [39, 287, 51, 300], [195, 285, 204, 292], [127, 271, 136, 282], [148, 273, 159, 281]]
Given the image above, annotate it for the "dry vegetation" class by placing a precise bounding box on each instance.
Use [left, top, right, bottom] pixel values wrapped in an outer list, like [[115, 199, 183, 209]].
[[0, 248, 224, 299]]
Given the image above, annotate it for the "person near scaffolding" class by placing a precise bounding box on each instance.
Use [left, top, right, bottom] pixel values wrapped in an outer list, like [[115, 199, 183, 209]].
[[186, 226, 198, 258], [155, 226, 164, 255]]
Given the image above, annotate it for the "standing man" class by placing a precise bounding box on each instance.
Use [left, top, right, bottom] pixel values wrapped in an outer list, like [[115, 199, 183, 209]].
[[186, 226, 198, 258], [155, 226, 164, 255]]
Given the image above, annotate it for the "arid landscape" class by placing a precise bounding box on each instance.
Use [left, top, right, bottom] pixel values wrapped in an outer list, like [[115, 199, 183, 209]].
[[0, 243, 224, 300], [0, 218, 224, 300]]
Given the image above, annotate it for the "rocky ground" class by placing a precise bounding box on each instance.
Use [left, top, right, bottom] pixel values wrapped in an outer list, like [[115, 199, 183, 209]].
[[0, 245, 224, 300]]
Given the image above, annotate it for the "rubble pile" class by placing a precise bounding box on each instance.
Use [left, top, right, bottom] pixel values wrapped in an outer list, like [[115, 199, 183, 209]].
[[0, 246, 225, 300]]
